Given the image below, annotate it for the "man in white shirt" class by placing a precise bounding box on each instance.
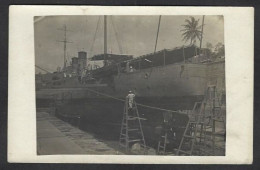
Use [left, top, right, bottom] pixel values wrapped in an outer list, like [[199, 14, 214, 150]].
[[126, 91, 135, 109]]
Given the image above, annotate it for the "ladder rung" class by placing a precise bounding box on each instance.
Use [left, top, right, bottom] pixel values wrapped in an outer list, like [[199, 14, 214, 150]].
[[127, 117, 147, 121], [119, 143, 127, 147], [128, 128, 139, 131], [196, 136, 206, 139], [178, 126, 187, 129], [189, 113, 205, 116], [212, 118, 225, 122], [140, 144, 146, 147], [127, 117, 138, 120], [189, 121, 204, 124], [212, 132, 225, 135], [184, 135, 195, 139], [207, 97, 219, 100], [204, 126, 212, 129], [178, 150, 191, 155], [128, 139, 141, 142], [195, 102, 202, 104]]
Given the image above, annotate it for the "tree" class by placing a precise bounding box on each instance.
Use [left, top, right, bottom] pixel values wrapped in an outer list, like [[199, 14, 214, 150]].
[[214, 42, 225, 57], [206, 42, 213, 51], [181, 16, 202, 45]]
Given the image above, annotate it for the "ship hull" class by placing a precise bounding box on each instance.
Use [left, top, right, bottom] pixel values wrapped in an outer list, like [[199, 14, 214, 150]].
[[52, 96, 201, 148], [113, 63, 208, 98], [36, 61, 225, 149]]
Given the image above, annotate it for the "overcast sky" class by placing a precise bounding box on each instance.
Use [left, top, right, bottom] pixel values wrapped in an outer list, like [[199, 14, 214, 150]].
[[34, 15, 224, 73]]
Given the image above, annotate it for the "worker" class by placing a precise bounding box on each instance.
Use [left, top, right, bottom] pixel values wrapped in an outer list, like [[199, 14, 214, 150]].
[[126, 90, 135, 109], [129, 66, 134, 72], [81, 69, 86, 84]]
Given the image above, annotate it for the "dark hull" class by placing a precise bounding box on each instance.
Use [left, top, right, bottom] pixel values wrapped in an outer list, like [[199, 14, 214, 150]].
[[37, 95, 203, 148]]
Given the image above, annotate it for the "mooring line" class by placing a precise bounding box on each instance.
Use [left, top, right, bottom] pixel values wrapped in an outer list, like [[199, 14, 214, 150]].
[[84, 87, 184, 114]]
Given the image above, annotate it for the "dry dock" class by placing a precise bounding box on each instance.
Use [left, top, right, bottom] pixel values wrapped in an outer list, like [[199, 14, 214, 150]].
[[37, 109, 124, 155]]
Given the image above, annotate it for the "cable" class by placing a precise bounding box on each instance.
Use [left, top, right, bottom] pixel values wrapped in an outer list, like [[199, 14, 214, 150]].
[[154, 15, 161, 53], [35, 65, 52, 73], [147, 16, 162, 79], [110, 16, 123, 54], [83, 87, 186, 114], [90, 16, 101, 56]]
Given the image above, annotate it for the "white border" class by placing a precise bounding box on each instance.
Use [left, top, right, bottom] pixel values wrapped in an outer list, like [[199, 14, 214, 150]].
[[8, 6, 254, 164]]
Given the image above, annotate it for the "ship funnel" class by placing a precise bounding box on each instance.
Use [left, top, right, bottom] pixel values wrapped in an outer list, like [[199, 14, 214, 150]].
[[78, 51, 87, 71]]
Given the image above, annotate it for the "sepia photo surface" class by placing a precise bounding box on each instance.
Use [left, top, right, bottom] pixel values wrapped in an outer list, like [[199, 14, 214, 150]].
[[8, 6, 253, 164], [35, 15, 226, 156]]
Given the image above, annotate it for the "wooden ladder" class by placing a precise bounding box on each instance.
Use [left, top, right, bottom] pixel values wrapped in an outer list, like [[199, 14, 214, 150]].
[[176, 102, 206, 156], [157, 131, 169, 155], [200, 85, 226, 155], [119, 99, 146, 153]]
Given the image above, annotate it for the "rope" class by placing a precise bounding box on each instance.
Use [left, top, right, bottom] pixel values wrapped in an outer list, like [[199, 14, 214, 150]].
[[147, 16, 162, 78], [83, 87, 184, 114], [154, 15, 161, 53], [35, 65, 52, 73], [90, 16, 101, 56], [110, 16, 123, 54]]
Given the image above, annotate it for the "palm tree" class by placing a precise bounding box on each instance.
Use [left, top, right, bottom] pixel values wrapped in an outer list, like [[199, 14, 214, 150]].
[[181, 16, 202, 45]]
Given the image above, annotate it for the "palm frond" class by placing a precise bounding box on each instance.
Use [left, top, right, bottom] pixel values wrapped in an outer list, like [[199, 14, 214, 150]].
[[181, 16, 203, 45]]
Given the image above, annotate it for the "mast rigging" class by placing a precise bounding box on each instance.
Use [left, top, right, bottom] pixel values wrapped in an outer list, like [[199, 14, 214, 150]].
[[104, 16, 108, 66], [154, 15, 161, 53], [110, 16, 123, 54], [35, 65, 51, 73], [199, 15, 205, 54], [57, 25, 73, 70]]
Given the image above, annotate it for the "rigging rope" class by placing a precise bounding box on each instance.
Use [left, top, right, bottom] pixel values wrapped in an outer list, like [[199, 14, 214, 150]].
[[154, 15, 161, 53], [147, 16, 162, 78], [89, 16, 101, 68], [110, 16, 123, 54], [35, 65, 52, 73], [90, 16, 101, 56], [83, 87, 185, 114]]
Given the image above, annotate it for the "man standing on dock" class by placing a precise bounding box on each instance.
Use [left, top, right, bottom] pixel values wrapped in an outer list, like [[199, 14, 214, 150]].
[[126, 90, 135, 110]]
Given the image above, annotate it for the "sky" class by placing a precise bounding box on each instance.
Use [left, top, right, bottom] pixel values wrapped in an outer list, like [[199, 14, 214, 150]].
[[34, 15, 224, 73]]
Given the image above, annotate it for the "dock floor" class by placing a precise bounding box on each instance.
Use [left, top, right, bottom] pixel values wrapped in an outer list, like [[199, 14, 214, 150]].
[[37, 109, 124, 155]]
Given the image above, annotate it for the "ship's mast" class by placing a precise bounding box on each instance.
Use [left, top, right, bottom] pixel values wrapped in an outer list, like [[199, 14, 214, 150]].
[[104, 15, 108, 66], [199, 15, 205, 54], [154, 15, 161, 53], [57, 25, 72, 70]]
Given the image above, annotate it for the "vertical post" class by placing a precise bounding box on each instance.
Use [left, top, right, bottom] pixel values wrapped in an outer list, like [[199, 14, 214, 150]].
[[57, 25, 72, 71], [63, 25, 67, 70], [154, 15, 161, 53], [104, 15, 107, 66], [163, 49, 166, 66], [199, 15, 205, 55]]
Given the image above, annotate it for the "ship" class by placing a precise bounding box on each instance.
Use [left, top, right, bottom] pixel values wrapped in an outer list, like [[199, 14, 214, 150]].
[[35, 16, 226, 150]]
